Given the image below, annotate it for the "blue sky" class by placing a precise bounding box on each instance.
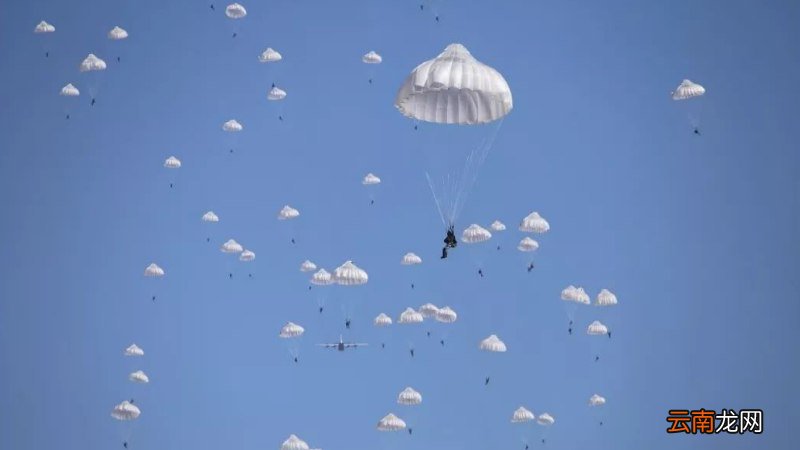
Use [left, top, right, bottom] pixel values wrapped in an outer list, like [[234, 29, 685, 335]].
[[1, 0, 799, 449]]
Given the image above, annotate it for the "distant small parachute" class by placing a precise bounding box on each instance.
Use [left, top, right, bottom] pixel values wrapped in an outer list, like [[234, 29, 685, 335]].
[[220, 239, 244, 254], [537, 413, 555, 426], [519, 212, 549, 233], [239, 249, 256, 261], [299, 260, 317, 272], [222, 119, 243, 132], [377, 413, 407, 431], [462, 224, 492, 244], [374, 313, 393, 326], [595, 288, 618, 306], [79, 54, 107, 72], [517, 237, 539, 252], [561, 285, 590, 305], [587, 320, 609, 336], [202, 211, 220, 222], [60, 83, 80, 96], [124, 344, 144, 357], [280, 434, 309, 450], [333, 261, 368, 285], [589, 394, 606, 407], [310, 269, 333, 286], [397, 387, 422, 405], [278, 205, 300, 220], [111, 401, 140, 421], [479, 334, 507, 352], [129, 370, 149, 384], [490, 220, 506, 231], [511, 406, 535, 423], [418, 303, 439, 318], [435, 306, 457, 323], [362, 173, 381, 185], [671, 79, 705, 101], [259, 47, 282, 63], [34, 21, 55, 33], [399, 307, 424, 324], [279, 322, 305, 338], [144, 263, 164, 277], [362, 50, 383, 64], [401, 252, 422, 265], [164, 156, 181, 169], [225, 3, 247, 19], [108, 26, 129, 40], [268, 86, 287, 101]]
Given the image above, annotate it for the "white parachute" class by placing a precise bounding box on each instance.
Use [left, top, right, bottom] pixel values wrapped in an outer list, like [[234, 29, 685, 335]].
[[399, 307, 424, 324], [374, 313, 393, 326], [124, 344, 144, 357], [280, 434, 309, 450], [589, 394, 606, 407], [671, 79, 705, 101], [587, 320, 609, 336], [418, 303, 439, 318], [397, 387, 422, 405], [333, 261, 368, 285], [268, 86, 287, 101], [310, 269, 333, 286], [520, 212, 549, 233], [34, 21, 55, 33], [435, 306, 457, 323], [401, 252, 423, 265], [278, 205, 299, 220], [259, 47, 282, 63], [362, 173, 381, 185], [60, 83, 80, 96], [111, 401, 140, 421], [490, 220, 506, 231], [511, 406, 536, 423], [517, 237, 539, 252], [377, 413, 407, 431], [108, 26, 129, 40], [202, 211, 220, 222], [225, 3, 247, 19], [222, 119, 243, 132], [79, 54, 107, 72], [163, 156, 181, 169], [462, 224, 492, 243], [144, 263, 164, 277], [362, 50, 382, 64], [299, 260, 317, 272], [129, 370, 149, 384], [220, 239, 244, 254], [479, 334, 507, 352], [537, 413, 555, 426], [279, 322, 305, 338], [561, 285, 590, 305], [595, 288, 618, 306], [239, 250, 256, 262]]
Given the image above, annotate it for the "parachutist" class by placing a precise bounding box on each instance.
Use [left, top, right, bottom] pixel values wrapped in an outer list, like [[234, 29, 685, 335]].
[[527, 262, 535, 272], [117, 56, 121, 63], [410, 348, 415, 358], [541, 439, 546, 444], [381, 343, 385, 349], [435, 15, 440, 22], [345, 319, 351, 329], [318, 306, 323, 313], [485, 377, 490, 386], [595, 355, 600, 362], [279, 115, 284, 121], [693, 127, 701, 135], [169, 183, 173, 188], [426, 331, 431, 337], [497, 245, 501, 250], [568, 327, 572, 335], [291, 238, 295, 244], [599, 421, 604, 426], [294, 357, 298, 363], [308, 286, 312, 291], [411, 283, 415, 289], [229, 149, 234, 154], [232, 33, 237, 38], [206, 237, 211, 242], [607, 331, 611, 339], [440, 339, 445, 347], [66, 114, 70, 120], [478, 269, 484, 278], [210, 4, 215, 10], [228, 273, 233, 279], [368, 79, 373, 84], [45, 52, 49, 58], [569, 320, 573, 326], [444, 225, 457, 248], [129, 399, 134, 404], [420, 4, 423, 10], [525, 445, 529, 450], [151, 295, 156, 302], [440, 247, 448, 259], [414, 124, 418, 130], [408, 428, 412, 435], [91, 98, 96, 106], [371, 200, 375, 205], [123, 442, 128, 449], [248, 273, 252, 278]]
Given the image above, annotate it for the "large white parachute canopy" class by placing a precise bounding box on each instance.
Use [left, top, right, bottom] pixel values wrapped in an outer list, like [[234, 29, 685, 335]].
[[517, 237, 539, 252], [144, 263, 164, 277], [377, 413, 407, 431], [399, 307, 424, 324], [202, 211, 220, 222], [79, 54, 107, 72], [268, 86, 287, 101], [259, 47, 282, 63], [587, 320, 609, 336], [511, 406, 536, 423], [124, 344, 144, 357], [490, 220, 506, 231], [163, 156, 181, 169], [462, 224, 492, 243], [300, 260, 317, 272], [401, 252, 423, 265], [397, 387, 422, 405], [589, 394, 606, 407], [671, 79, 705, 100], [362, 50, 382, 64], [595, 288, 618, 306], [374, 313, 393, 326], [111, 401, 140, 421], [225, 3, 247, 19], [537, 413, 555, 426], [520, 212, 549, 233], [108, 26, 129, 40], [129, 370, 149, 384], [220, 239, 244, 254], [239, 249, 256, 261], [222, 119, 243, 132], [435, 306, 458, 323], [479, 334, 507, 352], [333, 261, 368, 285], [362, 173, 381, 185], [310, 269, 333, 285], [561, 285, 590, 305], [60, 83, 80, 96], [280, 434, 309, 450], [279, 322, 305, 338], [278, 205, 300, 220], [34, 21, 55, 33], [418, 303, 439, 318]]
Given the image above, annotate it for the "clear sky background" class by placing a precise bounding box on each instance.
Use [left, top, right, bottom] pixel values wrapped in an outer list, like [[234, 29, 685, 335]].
[[1, 0, 799, 449]]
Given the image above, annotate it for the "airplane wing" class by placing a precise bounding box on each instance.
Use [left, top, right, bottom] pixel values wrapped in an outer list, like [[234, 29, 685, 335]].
[[317, 343, 337, 348], [345, 343, 368, 348]]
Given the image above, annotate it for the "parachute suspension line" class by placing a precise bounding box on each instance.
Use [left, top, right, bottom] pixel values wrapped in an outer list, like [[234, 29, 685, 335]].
[[426, 171, 448, 227], [450, 118, 504, 223]]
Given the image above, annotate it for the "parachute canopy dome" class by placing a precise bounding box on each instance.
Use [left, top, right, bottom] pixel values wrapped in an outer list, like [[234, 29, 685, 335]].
[[587, 320, 609, 336], [124, 344, 144, 356], [377, 413, 407, 431], [278, 205, 299, 220], [362, 173, 381, 185], [225, 3, 247, 19], [333, 261, 368, 285], [221, 239, 244, 253], [479, 334, 507, 352], [300, 260, 317, 272], [561, 285, 590, 305], [401, 252, 422, 265], [259, 47, 282, 63], [60, 83, 80, 97], [520, 212, 550, 233], [239, 249, 256, 261], [108, 26, 128, 40], [144, 263, 164, 277], [537, 413, 555, 426], [672, 79, 706, 100], [517, 237, 539, 252], [35, 21, 55, 33], [129, 370, 149, 383], [595, 288, 618, 306], [111, 401, 140, 420], [310, 268, 333, 285], [435, 306, 458, 323], [374, 313, 393, 326], [399, 307, 424, 324], [512, 406, 535, 423], [164, 156, 181, 169], [281, 434, 309, 450], [418, 303, 439, 318], [279, 322, 305, 338], [202, 211, 220, 222], [268, 86, 287, 101], [80, 54, 107, 72], [462, 224, 492, 243], [490, 220, 506, 231], [362, 50, 382, 64], [589, 394, 606, 407], [397, 387, 423, 405], [394, 43, 512, 125], [223, 119, 243, 132]]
